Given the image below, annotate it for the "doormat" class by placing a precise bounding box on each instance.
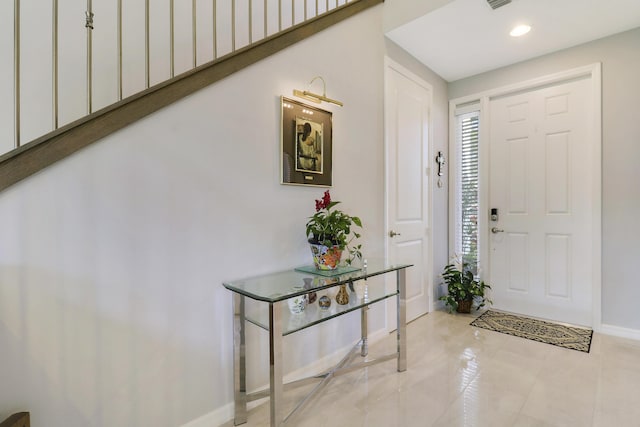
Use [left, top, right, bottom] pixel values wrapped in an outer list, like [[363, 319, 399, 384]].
[[470, 310, 593, 353]]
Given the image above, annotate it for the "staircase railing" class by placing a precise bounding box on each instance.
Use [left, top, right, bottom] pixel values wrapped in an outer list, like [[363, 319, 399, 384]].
[[0, 412, 30, 427], [0, 0, 382, 192]]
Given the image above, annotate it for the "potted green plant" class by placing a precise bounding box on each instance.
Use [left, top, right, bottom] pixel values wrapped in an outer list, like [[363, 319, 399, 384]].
[[306, 190, 362, 269], [439, 258, 491, 313]]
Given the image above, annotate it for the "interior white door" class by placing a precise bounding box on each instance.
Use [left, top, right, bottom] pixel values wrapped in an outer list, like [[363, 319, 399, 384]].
[[488, 77, 595, 326], [384, 60, 431, 327]]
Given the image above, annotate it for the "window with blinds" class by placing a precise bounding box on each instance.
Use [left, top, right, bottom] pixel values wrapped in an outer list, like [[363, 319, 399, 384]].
[[456, 111, 479, 273]]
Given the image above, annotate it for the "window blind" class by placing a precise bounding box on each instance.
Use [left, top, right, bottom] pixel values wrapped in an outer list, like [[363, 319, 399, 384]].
[[457, 112, 479, 273]]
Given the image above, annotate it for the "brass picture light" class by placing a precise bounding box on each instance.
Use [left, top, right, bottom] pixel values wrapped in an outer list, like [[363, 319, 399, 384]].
[[293, 76, 343, 107]]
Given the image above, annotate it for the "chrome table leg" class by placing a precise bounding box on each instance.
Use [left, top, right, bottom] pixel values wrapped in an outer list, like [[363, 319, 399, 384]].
[[360, 305, 369, 357], [269, 301, 284, 426], [397, 268, 407, 372], [233, 293, 247, 425]]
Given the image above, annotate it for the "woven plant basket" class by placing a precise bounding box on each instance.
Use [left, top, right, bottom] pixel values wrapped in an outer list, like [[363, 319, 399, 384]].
[[456, 300, 472, 313]]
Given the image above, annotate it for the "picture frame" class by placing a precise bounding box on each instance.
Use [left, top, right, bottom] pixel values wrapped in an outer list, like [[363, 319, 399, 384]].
[[281, 96, 333, 187]]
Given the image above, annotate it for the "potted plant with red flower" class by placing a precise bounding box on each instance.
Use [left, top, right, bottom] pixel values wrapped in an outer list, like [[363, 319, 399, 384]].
[[306, 190, 362, 270]]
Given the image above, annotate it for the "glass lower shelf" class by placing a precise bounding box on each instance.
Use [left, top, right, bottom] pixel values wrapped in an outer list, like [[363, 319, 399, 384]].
[[243, 282, 398, 336]]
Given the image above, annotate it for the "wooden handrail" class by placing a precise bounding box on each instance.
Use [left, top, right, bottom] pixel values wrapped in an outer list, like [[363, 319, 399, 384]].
[[0, 0, 382, 193], [0, 412, 30, 427]]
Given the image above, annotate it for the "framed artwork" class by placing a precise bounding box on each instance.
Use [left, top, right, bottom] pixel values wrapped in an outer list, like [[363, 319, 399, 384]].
[[281, 96, 332, 186]]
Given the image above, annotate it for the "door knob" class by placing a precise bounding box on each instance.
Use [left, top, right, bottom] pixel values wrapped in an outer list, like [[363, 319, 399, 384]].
[[491, 227, 504, 234], [389, 230, 401, 238]]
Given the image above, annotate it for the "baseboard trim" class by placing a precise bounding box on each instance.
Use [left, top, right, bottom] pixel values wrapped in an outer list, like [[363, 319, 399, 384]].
[[599, 323, 640, 341], [180, 328, 391, 427]]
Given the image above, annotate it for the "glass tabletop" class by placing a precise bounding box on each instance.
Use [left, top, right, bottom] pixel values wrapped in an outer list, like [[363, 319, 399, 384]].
[[223, 258, 412, 303]]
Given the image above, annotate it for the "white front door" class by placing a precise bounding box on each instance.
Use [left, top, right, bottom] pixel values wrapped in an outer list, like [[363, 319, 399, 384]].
[[488, 76, 596, 326], [384, 59, 432, 327]]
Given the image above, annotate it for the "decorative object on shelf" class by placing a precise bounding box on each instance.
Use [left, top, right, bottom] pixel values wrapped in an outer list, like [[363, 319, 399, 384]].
[[335, 284, 349, 305], [439, 255, 492, 313], [326, 284, 339, 300], [306, 190, 362, 270], [281, 97, 333, 187], [316, 277, 337, 288], [287, 292, 307, 314], [319, 295, 331, 310], [303, 278, 317, 304]]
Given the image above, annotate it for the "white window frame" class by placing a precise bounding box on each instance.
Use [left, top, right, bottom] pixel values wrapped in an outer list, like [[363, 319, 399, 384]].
[[448, 101, 482, 270]]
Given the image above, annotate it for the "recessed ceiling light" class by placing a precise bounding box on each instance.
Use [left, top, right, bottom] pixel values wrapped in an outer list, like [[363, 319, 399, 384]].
[[510, 24, 531, 37]]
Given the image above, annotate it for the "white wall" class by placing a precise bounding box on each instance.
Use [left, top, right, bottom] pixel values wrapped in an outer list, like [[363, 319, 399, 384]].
[[449, 27, 640, 331], [0, 5, 449, 427]]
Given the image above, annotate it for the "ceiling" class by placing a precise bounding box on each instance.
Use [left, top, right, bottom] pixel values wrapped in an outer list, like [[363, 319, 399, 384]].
[[386, 0, 640, 82]]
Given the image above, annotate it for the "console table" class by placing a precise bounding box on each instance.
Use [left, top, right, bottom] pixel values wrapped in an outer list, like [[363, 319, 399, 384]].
[[223, 259, 412, 426]]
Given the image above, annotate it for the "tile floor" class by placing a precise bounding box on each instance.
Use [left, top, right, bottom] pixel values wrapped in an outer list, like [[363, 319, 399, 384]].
[[222, 310, 640, 427]]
